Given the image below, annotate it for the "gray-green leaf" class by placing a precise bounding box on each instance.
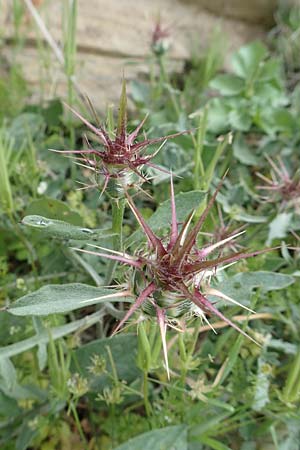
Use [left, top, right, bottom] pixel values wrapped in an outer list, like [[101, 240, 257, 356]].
[[7, 283, 132, 316], [128, 190, 206, 244], [114, 425, 188, 450]]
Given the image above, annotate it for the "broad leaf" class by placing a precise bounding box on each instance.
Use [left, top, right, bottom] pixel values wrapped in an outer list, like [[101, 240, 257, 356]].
[[207, 98, 230, 134], [229, 108, 252, 132], [128, 190, 206, 244], [9, 113, 44, 148], [266, 213, 292, 245], [7, 283, 132, 316], [25, 197, 82, 225], [231, 42, 268, 80], [114, 425, 188, 450], [71, 334, 139, 391], [233, 135, 260, 165], [214, 271, 294, 308], [210, 74, 244, 96]]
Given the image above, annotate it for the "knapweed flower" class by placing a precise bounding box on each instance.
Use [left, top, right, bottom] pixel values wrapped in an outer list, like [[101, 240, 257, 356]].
[[51, 81, 185, 196], [73, 178, 270, 377], [199, 204, 245, 254], [256, 155, 300, 211], [151, 17, 171, 56]]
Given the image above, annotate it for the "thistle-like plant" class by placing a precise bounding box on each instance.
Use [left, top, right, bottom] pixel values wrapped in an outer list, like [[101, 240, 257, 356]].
[[256, 155, 300, 211], [73, 178, 271, 377], [199, 204, 245, 254], [151, 17, 171, 57], [52, 81, 185, 196]]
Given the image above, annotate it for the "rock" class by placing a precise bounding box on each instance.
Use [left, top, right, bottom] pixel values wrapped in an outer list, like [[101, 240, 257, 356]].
[[1, 0, 278, 111], [195, 0, 278, 25]]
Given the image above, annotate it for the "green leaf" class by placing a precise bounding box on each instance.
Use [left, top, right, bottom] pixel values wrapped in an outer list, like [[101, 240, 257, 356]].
[[0, 310, 103, 359], [25, 197, 82, 225], [128, 190, 206, 244], [148, 190, 206, 229], [117, 79, 127, 135], [233, 135, 260, 165], [0, 357, 17, 391], [8, 113, 45, 148], [22, 215, 115, 242], [7, 283, 132, 316], [267, 109, 297, 135], [207, 98, 230, 134], [210, 74, 245, 96], [230, 211, 267, 223], [216, 271, 294, 307], [218, 194, 267, 223], [0, 130, 14, 212], [0, 391, 19, 416], [266, 213, 293, 245], [42, 99, 63, 128], [231, 42, 268, 80], [199, 436, 232, 450], [229, 108, 252, 131], [71, 334, 139, 391], [113, 425, 188, 450], [252, 350, 272, 411]]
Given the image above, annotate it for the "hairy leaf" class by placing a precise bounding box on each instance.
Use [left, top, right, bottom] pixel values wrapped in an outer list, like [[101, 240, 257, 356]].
[[7, 283, 132, 316]]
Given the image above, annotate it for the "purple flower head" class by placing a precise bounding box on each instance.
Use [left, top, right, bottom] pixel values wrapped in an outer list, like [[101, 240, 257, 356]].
[[256, 155, 300, 211], [73, 177, 273, 377], [199, 204, 246, 254], [51, 81, 186, 196], [150, 16, 171, 56]]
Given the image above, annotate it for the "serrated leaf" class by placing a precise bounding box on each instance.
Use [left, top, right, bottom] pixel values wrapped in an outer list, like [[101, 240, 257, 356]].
[[231, 42, 268, 80], [7, 283, 132, 316], [114, 425, 188, 450]]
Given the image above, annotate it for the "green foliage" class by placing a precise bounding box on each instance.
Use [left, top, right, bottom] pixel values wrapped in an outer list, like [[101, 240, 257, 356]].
[[0, 4, 300, 449], [0, 66, 27, 123], [208, 41, 287, 134], [8, 283, 131, 315], [114, 425, 188, 450]]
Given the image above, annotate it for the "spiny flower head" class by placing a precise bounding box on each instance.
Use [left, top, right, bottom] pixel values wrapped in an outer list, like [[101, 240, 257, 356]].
[[256, 155, 300, 211], [151, 17, 171, 56], [73, 178, 271, 377], [52, 81, 185, 196], [199, 204, 245, 254]]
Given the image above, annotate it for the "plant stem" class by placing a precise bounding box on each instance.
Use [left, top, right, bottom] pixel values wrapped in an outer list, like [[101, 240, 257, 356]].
[[283, 347, 300, 402], [178, 332, 187, 385], [143, 370, 151, 417], [105, 197, 125, 285], [158, 55, 181, 120], [8, 212, 39, 284], [193, 108, 207, 190], [69, 401, 89, 450]]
